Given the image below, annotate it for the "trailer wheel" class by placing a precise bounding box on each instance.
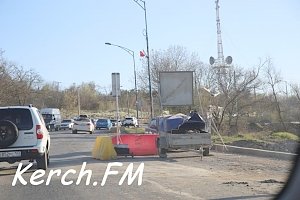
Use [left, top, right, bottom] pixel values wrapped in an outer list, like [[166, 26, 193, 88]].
[[158, 148, 167, 158], [203, 147, 210, 156]]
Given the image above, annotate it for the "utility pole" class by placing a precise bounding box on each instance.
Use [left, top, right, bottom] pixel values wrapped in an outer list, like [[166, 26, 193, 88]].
[[127, 90, 130, 116], [77, 88, 81, 116], [133, 0, 154, 119]]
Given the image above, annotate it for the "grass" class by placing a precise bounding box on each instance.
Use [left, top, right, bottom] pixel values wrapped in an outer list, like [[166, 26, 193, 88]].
[[212, 134, 261, 144], [212, 131, 299, 144], [271, 132, 299, 141]]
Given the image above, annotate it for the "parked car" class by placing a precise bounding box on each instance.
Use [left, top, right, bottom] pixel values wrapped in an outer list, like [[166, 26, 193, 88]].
[[111, 119, 121, 127], [122, 117, 138, 127], [72, 117, 95, 134], [60, 119, 74, 130], [96, 118, 112, 130], [0, 105, 50, 170]]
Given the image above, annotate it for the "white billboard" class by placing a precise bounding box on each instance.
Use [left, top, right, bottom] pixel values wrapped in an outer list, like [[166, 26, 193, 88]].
[[159, 71, 194, 106], [112, 73, 120, 97]]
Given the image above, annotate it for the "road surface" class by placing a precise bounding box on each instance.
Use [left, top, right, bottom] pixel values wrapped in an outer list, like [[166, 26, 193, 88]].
[[0, 130, 294, 200]]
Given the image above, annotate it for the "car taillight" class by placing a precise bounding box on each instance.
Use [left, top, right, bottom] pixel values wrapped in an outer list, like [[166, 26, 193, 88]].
[[31, 149, 38, 153], [36, 125, 43, 139]]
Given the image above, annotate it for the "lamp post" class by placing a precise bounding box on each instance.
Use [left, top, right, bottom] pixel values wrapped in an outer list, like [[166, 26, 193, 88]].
[[133, 0, 153, 119], [105, 42, 139, 121]]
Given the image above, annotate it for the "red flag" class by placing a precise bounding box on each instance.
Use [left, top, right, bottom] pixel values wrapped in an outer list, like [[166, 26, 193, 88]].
[[139, 50, 145, 57]]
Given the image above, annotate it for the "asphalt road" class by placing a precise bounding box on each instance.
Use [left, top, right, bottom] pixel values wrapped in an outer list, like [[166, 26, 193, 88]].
[[0, 130, 295, 200]]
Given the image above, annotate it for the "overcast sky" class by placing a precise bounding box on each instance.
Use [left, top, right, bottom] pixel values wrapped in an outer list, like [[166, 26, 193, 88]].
[[0, 0, 299, 91]]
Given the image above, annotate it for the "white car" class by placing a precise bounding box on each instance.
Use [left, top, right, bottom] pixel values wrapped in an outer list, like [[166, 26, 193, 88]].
[[72, 118, 95, 134], [60, 119, 74, 130], [122, 117, 138, 127], [0, 105, 50, 170]]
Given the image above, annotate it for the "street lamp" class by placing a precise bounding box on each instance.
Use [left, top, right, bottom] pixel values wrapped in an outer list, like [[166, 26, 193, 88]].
[[105, 42, 139, 121], [132, 0, 154, 119]]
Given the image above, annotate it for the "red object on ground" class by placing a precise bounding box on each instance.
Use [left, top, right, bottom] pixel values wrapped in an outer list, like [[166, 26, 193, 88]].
[[112, 134, 159, 156]]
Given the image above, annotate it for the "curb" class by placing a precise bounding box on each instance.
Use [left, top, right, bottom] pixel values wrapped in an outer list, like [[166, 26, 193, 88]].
[[212, 144, 297, 161]]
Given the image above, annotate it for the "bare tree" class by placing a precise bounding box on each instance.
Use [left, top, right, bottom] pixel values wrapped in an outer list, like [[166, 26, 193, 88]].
[[264, 58, 286, 131], [138, 45, 206, 91], [212, 64, 262, 134], [0, 52, 42, 106], [138, 45, 206, 114], [291, 84, 300, 104], [11, 66, 42, 105]]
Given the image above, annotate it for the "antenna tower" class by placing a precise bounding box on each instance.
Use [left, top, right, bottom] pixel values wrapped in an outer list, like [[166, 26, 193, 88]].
[[209, 0, 232, 73]]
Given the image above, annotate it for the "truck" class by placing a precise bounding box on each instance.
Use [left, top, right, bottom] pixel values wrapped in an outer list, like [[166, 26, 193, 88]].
[[40, 108, 62, 131]]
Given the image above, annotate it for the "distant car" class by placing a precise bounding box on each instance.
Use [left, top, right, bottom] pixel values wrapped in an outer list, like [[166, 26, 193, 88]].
[[111, 119, 121, 127], [96, 118, 112, 130], [60, 119, 74, 130], [122, 117, 138, 127], [79, 114, 88, 118], [72, 118, 95, 134]]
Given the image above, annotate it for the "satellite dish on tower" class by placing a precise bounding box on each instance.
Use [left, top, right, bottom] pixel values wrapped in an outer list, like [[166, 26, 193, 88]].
[[209, 56, 215, 65], [225, 56, 233, 65]]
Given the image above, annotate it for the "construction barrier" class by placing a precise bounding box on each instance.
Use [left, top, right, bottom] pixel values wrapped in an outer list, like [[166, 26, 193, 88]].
[[112, 134, 159, 156], [92, 136, 117, 160]]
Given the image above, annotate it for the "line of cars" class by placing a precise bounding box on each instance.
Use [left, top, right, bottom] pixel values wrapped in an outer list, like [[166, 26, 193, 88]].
[[70, 116, 139, 134], [39, 107, 139, 134]]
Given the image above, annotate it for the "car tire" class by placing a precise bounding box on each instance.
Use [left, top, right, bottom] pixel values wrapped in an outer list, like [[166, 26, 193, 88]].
[[72, 130, 77, 134], [0, 120, 19, 148], [36, 151, 48, 170], [47, 151, 50, 165]]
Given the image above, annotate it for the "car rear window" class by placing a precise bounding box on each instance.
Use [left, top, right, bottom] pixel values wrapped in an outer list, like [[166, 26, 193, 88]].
[[125, 118, 133, 120], [0, 108, 33, 130], [75, 118, 90, 122], [62, 120, 72, 123]]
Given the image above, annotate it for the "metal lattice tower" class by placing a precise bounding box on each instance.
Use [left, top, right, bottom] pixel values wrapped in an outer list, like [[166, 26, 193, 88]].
[[216, 0, 225, 67], [210, 0, 232, 72]]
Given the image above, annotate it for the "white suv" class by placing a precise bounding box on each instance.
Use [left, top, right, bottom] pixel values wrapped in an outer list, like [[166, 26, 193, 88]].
[[122, 117, 138, 127], [0, 105, 50, 170]]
